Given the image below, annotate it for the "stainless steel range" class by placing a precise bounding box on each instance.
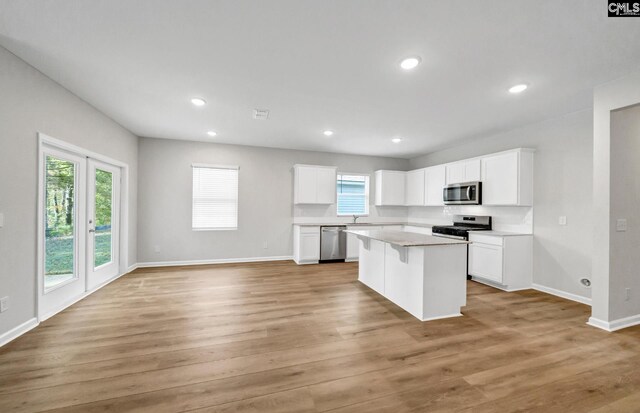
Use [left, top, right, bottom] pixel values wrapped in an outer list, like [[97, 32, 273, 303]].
[[432, 215, 492, 240], [432, 215, 492, 279]]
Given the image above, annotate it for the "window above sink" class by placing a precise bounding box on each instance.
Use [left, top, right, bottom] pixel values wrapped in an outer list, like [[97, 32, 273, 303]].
[[337, 174, 369, 216]]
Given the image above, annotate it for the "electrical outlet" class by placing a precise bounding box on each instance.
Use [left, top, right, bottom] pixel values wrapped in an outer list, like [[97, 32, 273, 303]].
[[0, 297, 8, 313], [558, 216, 567, 226], [262, 241, 268, 249], [625, 288, 631, 301], [617, 219, 628, 232], [154, 245, 161, 253]]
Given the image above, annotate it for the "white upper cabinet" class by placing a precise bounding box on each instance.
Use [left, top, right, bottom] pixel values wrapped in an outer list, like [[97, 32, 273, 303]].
[[445, 159, 481, 185], [293, 165, 337, 204], [405, 169, 425, 206], [375, 170, 406, 206], [424, 165, 446, 206], [315, 167, 337, 204], [481, 149, 534, 206]]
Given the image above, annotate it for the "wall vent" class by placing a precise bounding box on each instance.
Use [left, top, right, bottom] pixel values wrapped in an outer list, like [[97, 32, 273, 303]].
[[253, 109, 270, 120]]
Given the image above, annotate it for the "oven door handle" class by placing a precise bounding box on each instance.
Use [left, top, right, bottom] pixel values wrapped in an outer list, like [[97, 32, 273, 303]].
[[432, 233, 467, 240]]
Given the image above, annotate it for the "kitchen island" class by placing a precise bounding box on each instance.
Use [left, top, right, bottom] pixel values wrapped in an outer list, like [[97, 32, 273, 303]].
[[346, 229, 469, 321]]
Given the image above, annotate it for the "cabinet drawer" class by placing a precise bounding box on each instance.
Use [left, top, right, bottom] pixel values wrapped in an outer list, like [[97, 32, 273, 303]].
[[469, 243, 503, 283], [469, 233, 503, 246]]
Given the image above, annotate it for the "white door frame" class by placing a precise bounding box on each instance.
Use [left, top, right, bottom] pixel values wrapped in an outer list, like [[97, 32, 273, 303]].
[[37, 132, 130, 321], [87, 159, 122, 290]]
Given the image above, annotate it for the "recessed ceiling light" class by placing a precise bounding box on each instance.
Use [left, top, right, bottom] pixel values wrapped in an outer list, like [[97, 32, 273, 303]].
[[207, 131, 217, 137], [323, 130, 334, 137], [191, 97, 206, 106], [391, 137, 403, 143], [508, 84, 528, 94], [400, 56, 421, 70]]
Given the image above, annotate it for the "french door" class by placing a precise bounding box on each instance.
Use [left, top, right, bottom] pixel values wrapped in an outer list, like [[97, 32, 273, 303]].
[[40, 147, 87, 318], [39, 144, 122, 319], [87, 159, 121, 289]]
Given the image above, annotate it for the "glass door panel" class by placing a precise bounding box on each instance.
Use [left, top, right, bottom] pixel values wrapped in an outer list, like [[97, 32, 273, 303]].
[[44, 155, 77, 290], [94, 169, 113, 268], [39, 145, 86, 320]]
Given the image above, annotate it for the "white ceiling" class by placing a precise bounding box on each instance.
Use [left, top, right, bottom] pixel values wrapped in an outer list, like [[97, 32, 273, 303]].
[[1, 0, 639, 158]]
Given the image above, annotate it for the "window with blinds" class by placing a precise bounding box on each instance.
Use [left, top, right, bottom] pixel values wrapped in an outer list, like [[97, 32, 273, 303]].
[[192, 164, 239, 230], [336, 174, 370, 216]]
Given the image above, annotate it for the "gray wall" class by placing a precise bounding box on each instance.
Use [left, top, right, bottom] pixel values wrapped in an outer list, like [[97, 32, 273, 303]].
[[609, 104, 640, 320], [0, 46, 138, 336], [137, 137, 409, 264], [410, 110, 593, 301]]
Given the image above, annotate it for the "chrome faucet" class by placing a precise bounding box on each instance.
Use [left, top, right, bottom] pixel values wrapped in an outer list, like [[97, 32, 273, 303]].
[[352, 215, 359, 224]]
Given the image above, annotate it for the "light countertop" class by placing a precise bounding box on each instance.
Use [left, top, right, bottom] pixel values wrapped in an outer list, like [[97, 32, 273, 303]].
[[345, 229, 469, 247], [293, 222, 433, 228]]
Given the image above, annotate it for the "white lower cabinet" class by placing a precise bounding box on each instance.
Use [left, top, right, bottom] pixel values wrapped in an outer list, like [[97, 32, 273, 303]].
[[293, 225, 320, 264], [469, 243, 503, 283], [468, 233, 532, 291]]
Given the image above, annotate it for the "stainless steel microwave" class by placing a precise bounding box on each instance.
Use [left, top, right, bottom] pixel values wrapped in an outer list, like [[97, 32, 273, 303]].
[[443, 181, 482, 205]]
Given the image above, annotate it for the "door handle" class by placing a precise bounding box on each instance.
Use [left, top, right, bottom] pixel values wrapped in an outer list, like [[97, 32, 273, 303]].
[[89, 229, 95, 233]]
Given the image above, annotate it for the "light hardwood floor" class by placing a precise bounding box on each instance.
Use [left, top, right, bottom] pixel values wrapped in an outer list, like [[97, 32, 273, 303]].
[[1, 261, 640, 412]]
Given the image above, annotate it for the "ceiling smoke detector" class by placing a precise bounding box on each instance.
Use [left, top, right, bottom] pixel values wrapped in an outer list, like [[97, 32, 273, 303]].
[[253, 109, 270, 120]]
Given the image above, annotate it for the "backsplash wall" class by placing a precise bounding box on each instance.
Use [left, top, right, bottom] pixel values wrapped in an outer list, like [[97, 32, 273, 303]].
[[408, 206, 533, 233], [293, 205, 408, 224]]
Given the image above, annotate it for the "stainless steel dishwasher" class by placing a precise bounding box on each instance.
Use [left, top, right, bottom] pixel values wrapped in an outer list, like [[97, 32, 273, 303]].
[[320, 226, 347, 262]]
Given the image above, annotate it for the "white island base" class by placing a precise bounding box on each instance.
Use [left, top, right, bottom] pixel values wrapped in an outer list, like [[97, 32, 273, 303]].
[[350, 230, 468, 322]]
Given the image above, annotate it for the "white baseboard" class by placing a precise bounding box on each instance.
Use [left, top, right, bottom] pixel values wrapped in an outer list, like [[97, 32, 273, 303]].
[[588, 314, 640, 332], [137, 256, 294, 268], [0, 318, 39, 347], [532, 283, 592, 306], [421, 313, 463, 322], [470, 277, 529, 292]]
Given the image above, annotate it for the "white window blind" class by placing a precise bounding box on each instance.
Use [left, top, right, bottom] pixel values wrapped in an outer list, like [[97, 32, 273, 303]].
[[192, 164, 239, 230], [337, 174, 370, 216]]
